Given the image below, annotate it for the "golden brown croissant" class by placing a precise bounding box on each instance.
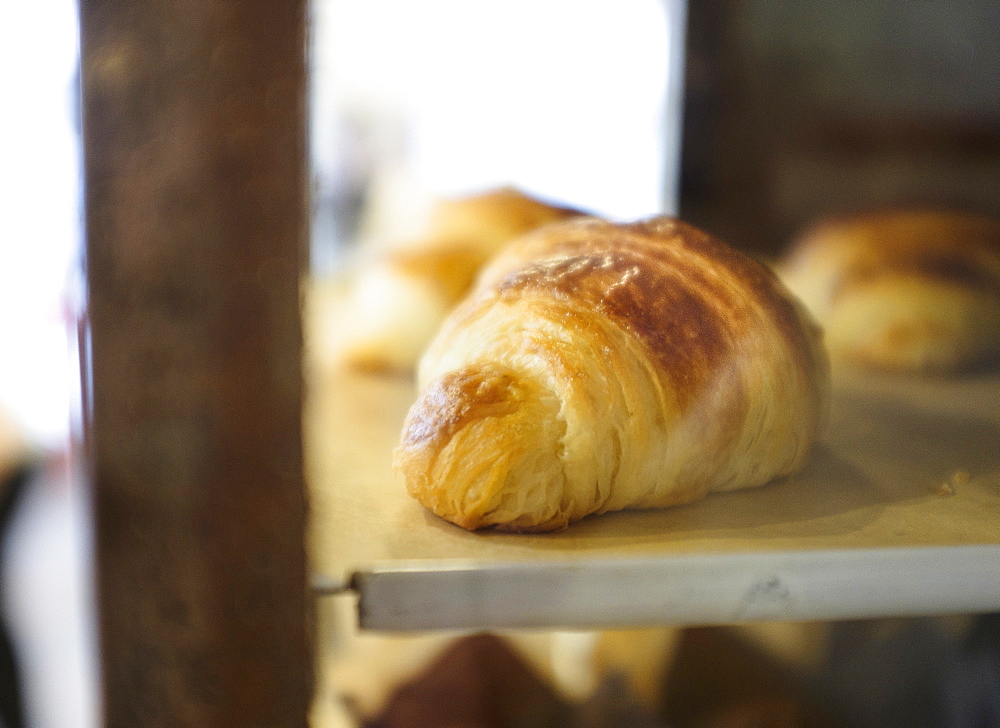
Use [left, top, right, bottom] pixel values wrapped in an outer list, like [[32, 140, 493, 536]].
[[336, 188, 582, 374], [393, 217, 830, 531], [778, 209, 1000, 373]]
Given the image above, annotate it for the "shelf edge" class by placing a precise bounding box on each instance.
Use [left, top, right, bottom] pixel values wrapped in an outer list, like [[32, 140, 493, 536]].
[[349, 545, 1000, 631]]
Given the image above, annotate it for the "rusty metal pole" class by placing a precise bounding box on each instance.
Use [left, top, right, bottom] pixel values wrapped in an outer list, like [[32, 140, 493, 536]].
[[79, 2, 312, 725]]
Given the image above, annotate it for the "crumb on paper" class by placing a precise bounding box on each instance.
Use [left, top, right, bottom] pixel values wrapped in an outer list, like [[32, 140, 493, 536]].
[[933, 469, 970, 497], [935, 482, 956, 497]]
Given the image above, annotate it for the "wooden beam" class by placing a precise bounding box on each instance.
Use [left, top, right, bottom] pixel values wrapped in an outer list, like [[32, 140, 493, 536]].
[[79, 2, 312, 725]]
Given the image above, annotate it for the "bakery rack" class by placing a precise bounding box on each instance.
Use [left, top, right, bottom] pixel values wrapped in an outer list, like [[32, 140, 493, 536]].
[[77, 1, 1000, 725]]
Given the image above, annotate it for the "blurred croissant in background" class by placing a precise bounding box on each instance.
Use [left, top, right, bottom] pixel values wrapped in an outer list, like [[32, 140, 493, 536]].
[[334, 187, 584, 374], [778, 208, 1000, 374]]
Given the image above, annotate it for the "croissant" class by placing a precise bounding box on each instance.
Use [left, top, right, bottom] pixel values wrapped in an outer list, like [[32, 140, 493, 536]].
[[393, 216, 830, 531], [778, 209, 1000, 373], [336, 188, 582, 374]]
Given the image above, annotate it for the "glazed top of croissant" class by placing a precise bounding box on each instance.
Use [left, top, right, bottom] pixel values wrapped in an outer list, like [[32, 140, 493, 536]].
[[455, 215, 826, 406], [782, 209, 1000, 300]]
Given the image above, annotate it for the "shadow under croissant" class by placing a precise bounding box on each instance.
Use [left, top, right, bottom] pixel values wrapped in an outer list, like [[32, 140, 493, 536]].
[[415, 443, 881, 546]]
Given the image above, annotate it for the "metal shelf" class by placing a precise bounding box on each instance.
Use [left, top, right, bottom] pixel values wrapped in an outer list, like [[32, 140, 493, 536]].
[[306, 284, 1000, 630]]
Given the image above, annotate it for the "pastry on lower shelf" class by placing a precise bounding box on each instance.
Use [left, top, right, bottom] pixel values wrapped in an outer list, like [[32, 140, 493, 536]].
[[393, 216, 830, 532], [364, 634, 571, 728], [336, 187, 583, 374], [777, 208, 1000, 373]]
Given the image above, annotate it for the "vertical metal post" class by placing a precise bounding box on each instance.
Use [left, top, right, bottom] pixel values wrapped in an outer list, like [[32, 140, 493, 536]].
[[79, 2, 312, 725]]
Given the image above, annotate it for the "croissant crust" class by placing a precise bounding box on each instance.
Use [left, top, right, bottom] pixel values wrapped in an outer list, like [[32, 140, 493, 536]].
[[395, 216, 830, 531]]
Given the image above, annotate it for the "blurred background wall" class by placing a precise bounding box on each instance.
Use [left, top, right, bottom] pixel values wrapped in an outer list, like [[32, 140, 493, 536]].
[[308, 0, 1000, 264], [680, 0, 1000, 255]]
